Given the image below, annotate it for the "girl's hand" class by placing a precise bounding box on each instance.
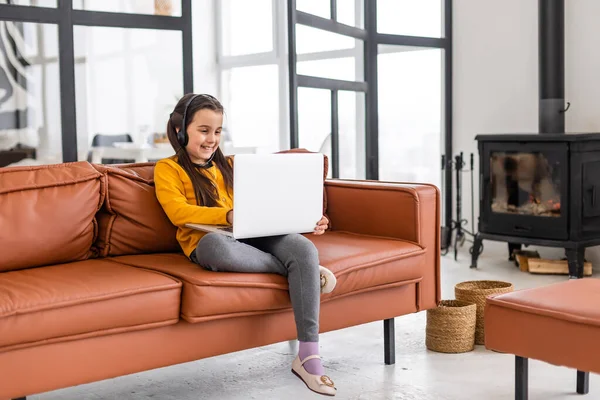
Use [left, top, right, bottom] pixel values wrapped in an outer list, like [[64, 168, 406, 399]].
[[226, 209, 233, 225], [313, 215, 329, 235]]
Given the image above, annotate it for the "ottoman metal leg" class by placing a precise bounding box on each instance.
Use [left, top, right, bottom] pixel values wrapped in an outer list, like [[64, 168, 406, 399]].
[[516, 356, 528, 400], [383, 318, 395, 365], [577, 370, 589, 395]]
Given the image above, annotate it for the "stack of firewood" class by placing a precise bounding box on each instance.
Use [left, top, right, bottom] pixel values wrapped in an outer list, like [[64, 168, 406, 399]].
[[512, 250, 593, 276]]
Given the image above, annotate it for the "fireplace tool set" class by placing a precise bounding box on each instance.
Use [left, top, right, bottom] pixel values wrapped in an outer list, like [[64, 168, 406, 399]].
[[441, 152, 479, 261]]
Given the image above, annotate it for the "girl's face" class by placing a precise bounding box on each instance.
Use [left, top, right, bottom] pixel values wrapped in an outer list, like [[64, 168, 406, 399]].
[[184, 109, 223, 164]]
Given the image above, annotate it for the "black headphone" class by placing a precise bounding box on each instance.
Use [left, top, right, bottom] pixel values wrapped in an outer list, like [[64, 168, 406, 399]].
[[176, 94, 200, 147], [174, 94, 221, 168]]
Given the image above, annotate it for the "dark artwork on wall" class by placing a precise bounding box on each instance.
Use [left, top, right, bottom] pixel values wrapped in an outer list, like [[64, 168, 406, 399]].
[[0, 19, 37, 166], [0, 20, 30, 131]]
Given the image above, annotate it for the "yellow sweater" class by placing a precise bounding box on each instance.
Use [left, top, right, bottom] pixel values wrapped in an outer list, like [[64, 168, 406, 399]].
[[154, 157, 233, 257]]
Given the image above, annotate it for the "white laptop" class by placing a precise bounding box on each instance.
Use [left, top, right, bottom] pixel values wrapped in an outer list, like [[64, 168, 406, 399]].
[[185, 153, 324, 239]]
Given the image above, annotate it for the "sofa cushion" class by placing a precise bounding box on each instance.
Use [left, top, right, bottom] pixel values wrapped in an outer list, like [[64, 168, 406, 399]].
[[309, 231, 425, 297], [0, 260, 182, 352], [0, 161, 104, 272], [112, 232, 425, 323], [93, 163, 181, 257]]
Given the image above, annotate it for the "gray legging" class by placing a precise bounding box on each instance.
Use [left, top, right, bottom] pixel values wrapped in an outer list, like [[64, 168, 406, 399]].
[[191, 232, 321, 342]]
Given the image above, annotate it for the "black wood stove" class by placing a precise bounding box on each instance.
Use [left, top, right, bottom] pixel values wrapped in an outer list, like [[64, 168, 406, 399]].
[[471, 133, 600, 278]]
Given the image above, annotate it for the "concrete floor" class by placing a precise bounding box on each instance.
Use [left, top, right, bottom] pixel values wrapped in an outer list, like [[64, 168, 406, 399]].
[[33, 242, 599, 400]]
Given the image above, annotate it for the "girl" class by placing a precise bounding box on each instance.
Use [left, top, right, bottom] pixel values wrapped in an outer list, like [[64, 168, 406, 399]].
[[154, 93, 337, 396]]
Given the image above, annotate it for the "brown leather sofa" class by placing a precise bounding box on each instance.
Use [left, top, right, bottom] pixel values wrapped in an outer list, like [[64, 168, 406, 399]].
[[0, 161, 441, 400]]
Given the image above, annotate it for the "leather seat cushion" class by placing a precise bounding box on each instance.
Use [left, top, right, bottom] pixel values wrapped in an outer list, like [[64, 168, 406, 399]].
[[485, 278, 600, 373], [113, 231, 425, 323], [0, 260, 182, 352]]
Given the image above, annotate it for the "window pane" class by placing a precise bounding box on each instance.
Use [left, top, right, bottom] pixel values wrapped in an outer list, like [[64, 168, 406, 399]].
[[220, 0, 273, 56], [73, 0, 181, 16], [298, 87, 331, 177], [296, 0, 329, 19], [0, 0, 56, 7], [74, 26, 182, 164], [337, 0, 363, 28], [43, 23, 58, 58], [377, 0, 443, 38], [338, 91, 365, 179], [296, 25, 356, 54], [0, 22, 62, 167], [220, 65, 279, 153], [378, 46, 442, 187], [297, 57, 361, 81]]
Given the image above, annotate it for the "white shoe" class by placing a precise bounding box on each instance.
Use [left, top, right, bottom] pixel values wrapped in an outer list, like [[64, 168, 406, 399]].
[[291, 355, 337, 396], [319, 265, 337, 294]]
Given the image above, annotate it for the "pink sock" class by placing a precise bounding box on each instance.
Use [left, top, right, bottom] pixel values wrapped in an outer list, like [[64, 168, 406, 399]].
[[298, 341, 324, 376]]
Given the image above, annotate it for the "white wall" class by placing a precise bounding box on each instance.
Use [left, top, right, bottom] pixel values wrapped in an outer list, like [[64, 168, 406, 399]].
[[453, 0, 538, 219], [565, 0, 600, 133], [452, 0, 600, 263]]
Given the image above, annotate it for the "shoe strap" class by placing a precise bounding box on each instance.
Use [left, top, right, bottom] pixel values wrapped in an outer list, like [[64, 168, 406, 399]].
[[300, 354, 322, 365]]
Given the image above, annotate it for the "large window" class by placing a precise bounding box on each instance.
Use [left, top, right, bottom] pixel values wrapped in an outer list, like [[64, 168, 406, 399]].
[[0, 0, 192, 167], [287, 0, 448, 184], [218, 0, 448, 181]]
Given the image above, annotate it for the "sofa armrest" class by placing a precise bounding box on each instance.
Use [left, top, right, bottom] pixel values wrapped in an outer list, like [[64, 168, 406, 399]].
[[324, 179, 441, 308]]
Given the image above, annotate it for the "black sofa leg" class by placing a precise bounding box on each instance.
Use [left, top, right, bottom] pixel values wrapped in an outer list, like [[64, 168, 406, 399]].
[[384, 318, 395, 365], [12, 397, 26, 400], [516, 356, 528, 400], [577, 370, 590, 395]]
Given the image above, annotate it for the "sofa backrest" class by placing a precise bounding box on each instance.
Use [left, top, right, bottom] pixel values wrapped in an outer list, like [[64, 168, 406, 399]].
[[93, 151, 330, 256], [93, 163, 180, 257], [0, 162, 104, 272]]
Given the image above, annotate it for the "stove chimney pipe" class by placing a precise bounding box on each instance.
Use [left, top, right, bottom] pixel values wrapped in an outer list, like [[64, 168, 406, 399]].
[[539, 0, 565, 134]]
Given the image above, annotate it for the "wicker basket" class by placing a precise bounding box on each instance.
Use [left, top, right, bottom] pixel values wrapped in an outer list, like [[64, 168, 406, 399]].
[[426, 300, 477, 353], [455, 280, 514, 345]]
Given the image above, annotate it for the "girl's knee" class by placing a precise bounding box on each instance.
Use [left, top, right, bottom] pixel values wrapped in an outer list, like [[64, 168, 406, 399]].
[[283, 234, 319, 264], [196, 233, 231, 263], [199, 232, 229, 248]]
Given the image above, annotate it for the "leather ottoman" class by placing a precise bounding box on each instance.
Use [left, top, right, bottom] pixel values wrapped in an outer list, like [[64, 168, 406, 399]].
[[485, 278, 600, 400]]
